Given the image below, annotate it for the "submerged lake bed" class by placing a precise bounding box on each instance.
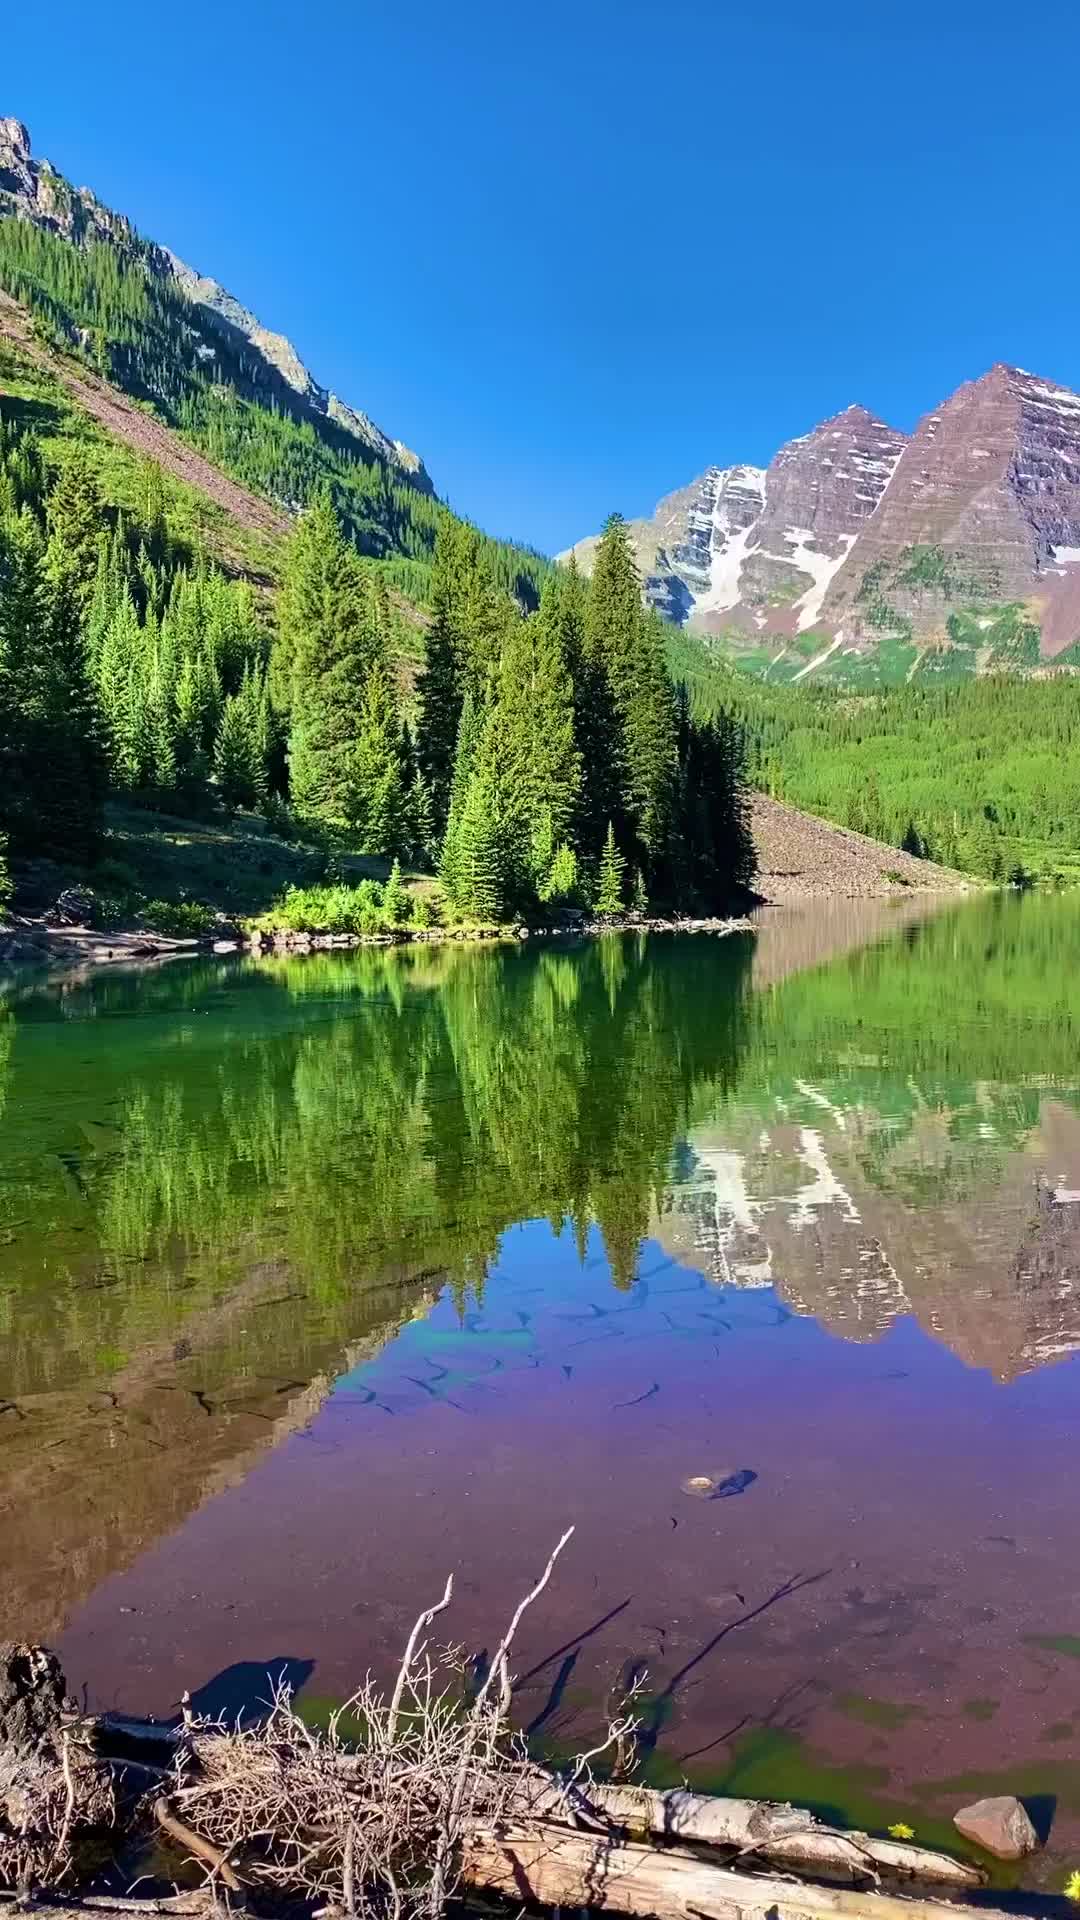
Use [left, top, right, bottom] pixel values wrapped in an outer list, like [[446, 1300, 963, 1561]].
[[2, 895, 1080, 1888]]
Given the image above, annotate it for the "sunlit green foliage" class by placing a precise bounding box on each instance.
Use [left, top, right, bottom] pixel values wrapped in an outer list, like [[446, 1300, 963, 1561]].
[[681, 654, 1080, 882]]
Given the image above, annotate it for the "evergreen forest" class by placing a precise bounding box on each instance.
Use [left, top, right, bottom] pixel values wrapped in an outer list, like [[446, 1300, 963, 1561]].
[[0, 384, 754, 920], [676, 646, 1080, 884]]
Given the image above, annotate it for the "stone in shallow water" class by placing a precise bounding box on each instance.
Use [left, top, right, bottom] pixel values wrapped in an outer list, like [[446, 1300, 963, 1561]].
[[953, 1795, 1039, 1859]]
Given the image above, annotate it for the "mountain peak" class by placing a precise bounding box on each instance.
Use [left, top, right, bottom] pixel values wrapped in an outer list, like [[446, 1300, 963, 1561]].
[[0, 117, 30, 162]]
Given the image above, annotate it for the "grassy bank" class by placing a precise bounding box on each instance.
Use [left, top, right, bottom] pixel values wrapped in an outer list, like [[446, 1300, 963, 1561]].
[[9, 802, 434, 939]]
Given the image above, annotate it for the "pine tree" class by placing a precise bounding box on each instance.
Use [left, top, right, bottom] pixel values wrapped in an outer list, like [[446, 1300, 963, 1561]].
[[527, 582, 582, 865], [594, 822, 626, 916], [45, 443, 103, 612], [415, 517, 505, 833], [454, 759, 506, 923], [214, 680, 266, 812], [623, 608, 677, 857], [33, 554, 105, 857], [279, 495, 374, 822], [349, 658, 408, 856], [407, 769, 436, 867], [416, 594, 459, 833], [439, 690, 483, 906], [543, 841, 580, 906], [578, 521, 633, 852], [382, 857, 409, 926], [0, 511, 104, 859], [172, 652, 211, 810]]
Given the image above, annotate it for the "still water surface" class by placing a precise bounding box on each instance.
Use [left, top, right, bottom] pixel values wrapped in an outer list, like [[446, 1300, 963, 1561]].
[[3, 895, 1080, 1882]]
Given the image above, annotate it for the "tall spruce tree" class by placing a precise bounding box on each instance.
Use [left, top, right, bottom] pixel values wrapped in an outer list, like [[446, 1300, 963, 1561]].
[[439, 689, 483, 906], [416, 516, 470, 833], [45, 444, 103, 613], [583, 519, 676, 873], [527, 581, 582, 881], [0, 509, 104, 860], [350, 659, 409, 856], [279, 495, 374, 823], [578, 519, 633, 853]]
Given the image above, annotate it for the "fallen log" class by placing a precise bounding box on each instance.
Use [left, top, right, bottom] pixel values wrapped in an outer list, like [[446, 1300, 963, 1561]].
[[0, 1901, 212, 1918], [463, 1820, 1009, 1920], [514, 1782, 985, 1889], [85, 1715, 986, 1896]]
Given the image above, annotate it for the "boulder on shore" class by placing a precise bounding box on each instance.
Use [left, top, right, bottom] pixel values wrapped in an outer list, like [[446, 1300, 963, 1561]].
[[953, 1795, 1039, 1860]]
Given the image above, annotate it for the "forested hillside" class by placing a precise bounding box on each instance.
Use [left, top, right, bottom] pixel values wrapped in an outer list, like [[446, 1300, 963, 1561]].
[[0, 346, 754, 925], [0, 214, 548, 610], [671, 635, 1080, 883]]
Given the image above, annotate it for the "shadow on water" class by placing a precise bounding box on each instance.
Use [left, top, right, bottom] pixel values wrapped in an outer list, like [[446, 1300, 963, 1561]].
[[185, 1657, 316, 1728], [632, 1571, 833, 1764]]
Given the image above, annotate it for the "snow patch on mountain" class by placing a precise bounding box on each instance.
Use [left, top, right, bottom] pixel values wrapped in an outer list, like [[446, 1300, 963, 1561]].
[[780, 530, 857, 631], [697, 522, 760, 614]]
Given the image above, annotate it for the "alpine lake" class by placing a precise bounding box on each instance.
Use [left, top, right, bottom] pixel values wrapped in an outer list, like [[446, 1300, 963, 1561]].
[[3, 892, 1080, 1892]]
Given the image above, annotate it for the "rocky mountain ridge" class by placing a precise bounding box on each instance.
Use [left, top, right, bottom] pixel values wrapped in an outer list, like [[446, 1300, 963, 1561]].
[[561, 368, 1080, 683], [0, 116, 430, 488]]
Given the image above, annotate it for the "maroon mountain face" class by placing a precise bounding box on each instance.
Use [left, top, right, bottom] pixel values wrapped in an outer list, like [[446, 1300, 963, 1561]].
[[562, 366, 1080, 680], [821, 365, 1080, 656], [692, 406, 909, 643]]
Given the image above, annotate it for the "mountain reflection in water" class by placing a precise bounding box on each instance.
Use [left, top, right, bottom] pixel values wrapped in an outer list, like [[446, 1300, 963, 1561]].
[[1, 893, 1080, 1885]]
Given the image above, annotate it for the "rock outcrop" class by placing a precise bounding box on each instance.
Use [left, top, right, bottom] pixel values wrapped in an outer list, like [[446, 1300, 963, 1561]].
[[0, 118, 431, 490], [953, 1796, 1039, 1861]]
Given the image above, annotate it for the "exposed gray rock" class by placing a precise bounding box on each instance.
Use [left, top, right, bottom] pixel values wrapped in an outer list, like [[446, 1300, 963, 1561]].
[[0, 1644, 68, 1754], [953, 1794, 1039, 1860], [47, 886, 95, 927]]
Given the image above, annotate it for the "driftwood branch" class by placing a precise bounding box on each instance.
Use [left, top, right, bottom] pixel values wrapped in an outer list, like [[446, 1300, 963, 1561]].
[[386, 1574, 453, 1742], [152, 1799, 244, 1896], [463, 1821, 1005, 1920], [0, 1900, 212, 1917], [429, 1527, 574, 1913], [510, 1783, 983, 1889]]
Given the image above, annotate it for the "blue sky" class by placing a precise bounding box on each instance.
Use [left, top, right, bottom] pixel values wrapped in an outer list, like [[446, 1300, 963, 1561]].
[[7, 0, 1080, 554]]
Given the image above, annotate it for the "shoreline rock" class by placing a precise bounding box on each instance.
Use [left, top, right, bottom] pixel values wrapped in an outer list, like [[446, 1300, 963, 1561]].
[[243, 913, 757, 955], [953, 1795, 1039, 1860]]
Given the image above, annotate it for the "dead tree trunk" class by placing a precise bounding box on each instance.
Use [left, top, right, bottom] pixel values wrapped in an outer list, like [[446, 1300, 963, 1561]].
[[463, 1821, 1009, 1920]]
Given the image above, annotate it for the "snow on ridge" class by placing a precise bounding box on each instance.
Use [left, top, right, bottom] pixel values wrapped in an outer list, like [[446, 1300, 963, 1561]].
[[695, 521, 761, 614], [1019, 374, 1080, 411], [1049, 544, 1080, 570], [689, 468, 766, 615]]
